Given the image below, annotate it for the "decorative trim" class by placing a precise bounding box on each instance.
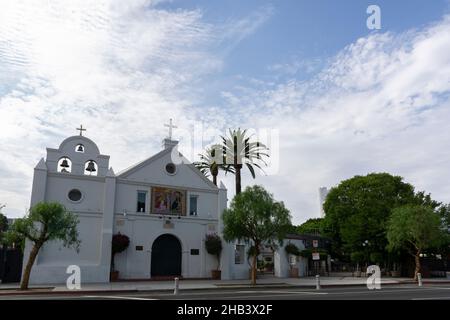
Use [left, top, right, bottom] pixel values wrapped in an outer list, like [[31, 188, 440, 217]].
[[48, 171, 106, 182], [116, 179, 218, 194], [72, 211, 103, 217], [114, 212, 218, 223]]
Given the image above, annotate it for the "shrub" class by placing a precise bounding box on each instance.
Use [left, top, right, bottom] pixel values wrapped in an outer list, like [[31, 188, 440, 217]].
[[285, 243, 300, 256]]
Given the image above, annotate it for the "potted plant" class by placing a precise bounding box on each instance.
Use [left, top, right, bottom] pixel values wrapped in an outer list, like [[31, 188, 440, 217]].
[[285, 243, 300, 278], [111, 233, 130, 281], [205, 233, 222, 280]]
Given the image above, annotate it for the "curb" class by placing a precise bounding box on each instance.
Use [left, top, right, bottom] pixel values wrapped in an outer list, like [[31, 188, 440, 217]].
[[0, 289, 140, 296], [1, 280, 449, 297]]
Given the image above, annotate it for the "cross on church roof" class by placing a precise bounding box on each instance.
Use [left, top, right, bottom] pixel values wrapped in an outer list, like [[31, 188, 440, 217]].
[[76, 125, 86, 136], [164, 118, 177, 140]]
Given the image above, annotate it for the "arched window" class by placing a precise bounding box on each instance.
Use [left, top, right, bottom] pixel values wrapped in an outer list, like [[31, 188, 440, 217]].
[[75, 144, 85, 153], [84, 160, 98, 176], [57, 157, 72, 173]]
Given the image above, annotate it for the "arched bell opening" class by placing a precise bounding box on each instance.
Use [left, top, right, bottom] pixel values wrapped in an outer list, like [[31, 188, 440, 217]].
[[57, 157, 72, 173], [84, 160, 98, 176], [75, 144, 85, 153]]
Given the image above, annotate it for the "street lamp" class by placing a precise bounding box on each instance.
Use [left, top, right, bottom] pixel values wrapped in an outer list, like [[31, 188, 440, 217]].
[[362, 240, 370, 268]]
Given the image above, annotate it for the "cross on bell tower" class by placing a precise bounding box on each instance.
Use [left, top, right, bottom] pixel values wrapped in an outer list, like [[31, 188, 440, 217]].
[[162, 119, 179, 150], [164, 118, 177, 140], [76, 125, 86, 136]]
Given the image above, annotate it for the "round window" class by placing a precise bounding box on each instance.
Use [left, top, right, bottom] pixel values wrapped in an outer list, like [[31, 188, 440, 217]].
[[165, 163, 176, 175], [68, 189, 82, 202]]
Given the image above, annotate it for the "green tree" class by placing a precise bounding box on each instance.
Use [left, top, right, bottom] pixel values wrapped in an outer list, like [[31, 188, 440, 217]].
[[221, 129, 269, 194], [369, 252, 384, 265], [296, 218, 324, 235], [0, 204, 7, 244], [222, 185, 292, 285], [0, 204, 25, 250], [437, 204, 450, 231], [194, 144, 234, 186], [387, 205, 447, 280], [6, 202, 80, 290], [350, 251, 365, 272], [436, 204, 450, 258], [322, 173, 415, 261]]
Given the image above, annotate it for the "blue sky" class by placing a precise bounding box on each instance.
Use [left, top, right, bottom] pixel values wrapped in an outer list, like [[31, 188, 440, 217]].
[[1, 0, 450, 224], [154, 0, 450, 109], [159, 0, 449, 78]]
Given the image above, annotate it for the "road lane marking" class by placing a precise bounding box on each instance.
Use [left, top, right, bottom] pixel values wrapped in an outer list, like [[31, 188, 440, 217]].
[[177, 292, 329, 300], [412, 296, 450, 300], [238, 290, 328, 295], [323, 287, 450, 296], [83, 295, 158, 300], [138, 289, 325, 297]]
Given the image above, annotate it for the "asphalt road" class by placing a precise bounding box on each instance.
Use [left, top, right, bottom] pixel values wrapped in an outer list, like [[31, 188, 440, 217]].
[[1, 284, 450, 300]]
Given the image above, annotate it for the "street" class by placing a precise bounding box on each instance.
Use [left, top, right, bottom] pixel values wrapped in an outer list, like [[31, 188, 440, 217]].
[[1, 284, 450, 300]]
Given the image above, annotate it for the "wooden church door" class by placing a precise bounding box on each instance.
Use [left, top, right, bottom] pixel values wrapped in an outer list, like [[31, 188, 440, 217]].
[[151, 234, 182, 277]]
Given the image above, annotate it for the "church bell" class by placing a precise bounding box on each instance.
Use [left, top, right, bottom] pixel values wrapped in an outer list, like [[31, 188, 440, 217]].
[[60, 159, 70, 168], [86, 161, 97, 173]]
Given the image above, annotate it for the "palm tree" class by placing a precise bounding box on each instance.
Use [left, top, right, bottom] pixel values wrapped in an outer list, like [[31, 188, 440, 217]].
[[221, 128, 269, 194], [194, 144, 234, 186]]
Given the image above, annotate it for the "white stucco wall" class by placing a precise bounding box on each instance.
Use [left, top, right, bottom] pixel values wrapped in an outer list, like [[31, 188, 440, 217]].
[[113, 215, 218, 279], [274, 239, 306, 278], [45, 175, 105, 213], [37, 215, 102, 265], [27, 135, 112, 284], [26, 136, 228, 284]]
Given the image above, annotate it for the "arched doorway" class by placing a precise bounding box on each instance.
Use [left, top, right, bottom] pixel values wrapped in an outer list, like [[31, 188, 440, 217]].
[[151, 234, 182, 277]]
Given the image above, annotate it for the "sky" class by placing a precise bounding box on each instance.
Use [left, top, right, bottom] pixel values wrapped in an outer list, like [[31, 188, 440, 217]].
[[1, 0, 450, 224]]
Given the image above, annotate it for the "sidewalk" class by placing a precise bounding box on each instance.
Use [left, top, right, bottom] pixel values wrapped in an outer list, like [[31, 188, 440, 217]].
[[1, 276, 450, 296]]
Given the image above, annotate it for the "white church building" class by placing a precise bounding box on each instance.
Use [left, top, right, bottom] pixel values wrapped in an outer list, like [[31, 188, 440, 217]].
[[24, 125, 308, 284]]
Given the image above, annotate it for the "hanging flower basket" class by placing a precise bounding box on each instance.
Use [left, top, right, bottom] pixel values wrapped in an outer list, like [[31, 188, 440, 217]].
[[110, 233, 130, 281]]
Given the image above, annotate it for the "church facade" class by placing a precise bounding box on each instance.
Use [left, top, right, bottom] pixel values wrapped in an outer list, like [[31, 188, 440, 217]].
[[24, 128, 311, 284], [25, 129, 254, 284]]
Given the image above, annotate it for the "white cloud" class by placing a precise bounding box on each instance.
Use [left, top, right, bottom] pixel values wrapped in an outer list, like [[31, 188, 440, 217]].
[[216, 4, 274, 55], [209, 15, 450, 224], [1, 1, 450, 228], [0, 0, 269, 217]]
